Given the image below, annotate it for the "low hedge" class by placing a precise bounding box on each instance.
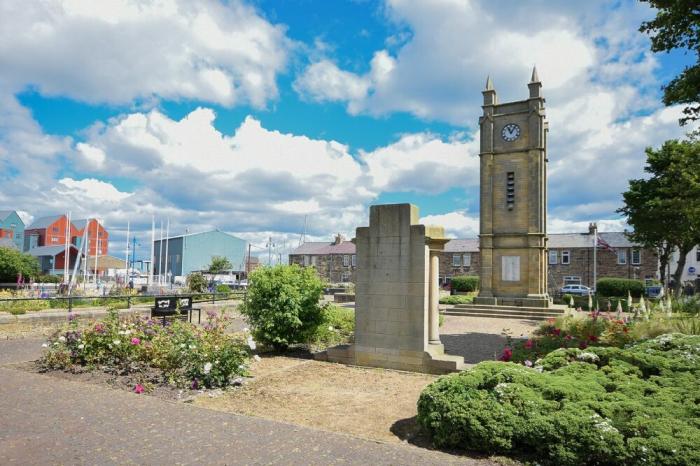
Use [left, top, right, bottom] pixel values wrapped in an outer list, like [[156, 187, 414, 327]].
[[451, 275, 479, 292], [439, 295, 473, 305], [417, 333, 700, 466], [596, 278, 644, 298]]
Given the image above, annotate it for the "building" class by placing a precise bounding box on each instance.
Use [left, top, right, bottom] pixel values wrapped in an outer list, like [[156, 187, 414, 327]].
[[669, 245, 700, 286], [293, 227, 658, 291], [289, 234, 357, 283], [72, 219, 109, 256], [23, 214, 73, 251], [0, 210, 25, 250], [475, 70, 549, 307], [153, 230, 247, 279], [26, 245, 81, 275]]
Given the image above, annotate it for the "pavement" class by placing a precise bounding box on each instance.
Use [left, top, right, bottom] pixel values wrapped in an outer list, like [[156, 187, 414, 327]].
[[0, 339, 493, 465]]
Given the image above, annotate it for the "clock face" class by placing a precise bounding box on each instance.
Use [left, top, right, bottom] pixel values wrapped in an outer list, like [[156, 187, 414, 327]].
[[501, 123, 520, 142]]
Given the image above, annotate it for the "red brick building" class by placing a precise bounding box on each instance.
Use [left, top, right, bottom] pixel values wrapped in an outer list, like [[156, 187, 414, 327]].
[[72, 218, 108, 256], [24, 215, 76, 251]]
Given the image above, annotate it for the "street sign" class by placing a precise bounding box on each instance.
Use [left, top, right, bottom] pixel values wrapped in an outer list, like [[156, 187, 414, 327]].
[[689, 266, 697, 275]]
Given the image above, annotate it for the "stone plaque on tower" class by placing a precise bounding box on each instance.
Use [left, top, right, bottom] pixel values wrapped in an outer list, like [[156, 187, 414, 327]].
[[474, 69, 549, 308]]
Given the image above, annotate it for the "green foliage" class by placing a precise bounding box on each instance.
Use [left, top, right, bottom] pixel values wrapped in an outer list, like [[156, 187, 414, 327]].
[[597, 278, 645, 298], [186, 272, 207, 293], [0, 247, 40, 282], [39, 309, 249, 389], [240, 264, 326, 350], [450, 275, 479, 292], [208, 256, 233, 274], [618, 139, 700, 295], [307, 305, 354, 350], [439, 294, 473, 305], [640, 1, 700, 125], [215, 284, 231, 293], [35, 274, 61, 283], [418, 334, 700, 466], [671, 296, 700, 314]]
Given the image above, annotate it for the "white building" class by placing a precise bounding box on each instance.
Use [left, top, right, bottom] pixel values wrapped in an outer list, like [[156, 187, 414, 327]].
[[669, 245, 700, 284]]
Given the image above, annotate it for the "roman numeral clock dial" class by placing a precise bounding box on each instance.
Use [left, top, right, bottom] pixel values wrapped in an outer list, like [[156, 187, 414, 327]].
[[501, 123, 520, 142]]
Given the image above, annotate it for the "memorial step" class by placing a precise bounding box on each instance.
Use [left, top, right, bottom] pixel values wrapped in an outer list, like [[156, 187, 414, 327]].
[[451, 303, 567, 314], [442, 304, 567, 321]]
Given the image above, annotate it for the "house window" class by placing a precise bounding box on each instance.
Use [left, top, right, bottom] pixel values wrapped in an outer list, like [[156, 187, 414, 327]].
[[351, 254, 356, 267], [343, 255, 350, 267], [452, 254, 461, 267], [696, 247, 700, 262], [549, 250, 557, 265], [631, 249, 641, 265], [311, 256, 317, 266], [563, 276, 581, 285], [561, 250, 570, 265], [51, 236, 59, 243], [617, 250, 627, 265], [341, 272, 350, 282], [303, 255, 310, 266], [463, 253, 471, 267], [52, 227, 59, 233]]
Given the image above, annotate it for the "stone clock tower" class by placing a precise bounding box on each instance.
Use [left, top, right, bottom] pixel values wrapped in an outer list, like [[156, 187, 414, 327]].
[[474, 69, 549, 308]]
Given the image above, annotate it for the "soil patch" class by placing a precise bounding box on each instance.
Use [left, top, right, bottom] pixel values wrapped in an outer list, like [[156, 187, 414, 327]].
[[195, 355, 438, 444]]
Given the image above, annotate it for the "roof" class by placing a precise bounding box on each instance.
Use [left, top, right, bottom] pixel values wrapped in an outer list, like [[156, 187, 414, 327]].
[[548, 232, 636, 249], [291, 241, 356, 255], [26, 215, 63, 230], [443, 232, 639, 252], [0, 238, 18, 249], [153, 229, 244, 242], [0, 210, 13, 221], [27, 245, 79, 257], [444, 239, 479, 253]]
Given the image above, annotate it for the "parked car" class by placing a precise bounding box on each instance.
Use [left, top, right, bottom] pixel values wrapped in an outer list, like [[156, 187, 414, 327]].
[[560, 284, 592, 296]]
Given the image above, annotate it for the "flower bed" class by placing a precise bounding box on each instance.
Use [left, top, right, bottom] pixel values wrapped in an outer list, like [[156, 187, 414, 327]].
[[39, 309, 250, 391], [418, 334, 700, 466]]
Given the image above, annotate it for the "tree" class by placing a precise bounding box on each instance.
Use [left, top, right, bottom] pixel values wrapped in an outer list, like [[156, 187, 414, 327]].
[[0, 247, 41, 282], [186, 272, 207, 293], [640, 1, 700, 125], [618, 139, 700, 296], [208, 256, 233, 274]]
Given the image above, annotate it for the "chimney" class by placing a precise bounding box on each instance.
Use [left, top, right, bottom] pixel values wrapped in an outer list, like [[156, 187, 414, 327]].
[[334, 233, 344, 245], [588, 223, 597, 235]]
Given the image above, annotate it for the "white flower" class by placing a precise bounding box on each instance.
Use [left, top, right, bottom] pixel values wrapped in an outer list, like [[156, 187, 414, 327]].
[[53, 342, 59, 346], [189, 344, 196, 349], [576, 352, 600, 363], [242, 327, 249, 333], [113, 339, 120, 346], [78, 344, 85, 350], [124, 329, 131, 335], [58, 336, 66, 343], [247, 337, 257, 350], [253, 355, 262, 362], [203, 362, 213, 374], [328, 326, 334, 331], [180, 343, 186, 348], [41, 343, 49, 348]]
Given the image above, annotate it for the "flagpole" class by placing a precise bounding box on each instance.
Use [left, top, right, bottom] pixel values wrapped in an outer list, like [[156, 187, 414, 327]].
[[593, 223, 597, 294], [64, 211, 71, 284], [124, 221, 130, 284], [148, 216, 155, 287]]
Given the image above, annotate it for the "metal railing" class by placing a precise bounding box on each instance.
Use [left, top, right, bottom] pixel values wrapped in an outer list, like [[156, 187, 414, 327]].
[[0, 291, 246, 313]]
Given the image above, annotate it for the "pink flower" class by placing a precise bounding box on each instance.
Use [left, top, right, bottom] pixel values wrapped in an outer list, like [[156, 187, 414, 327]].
[[524, 360, 533, 367], [579, 341, 588, 350], [130, 337, 141, 345], [551, 328, 561, 336], [588, 335, 598, 342], [94, 323, 105, 333], [565, 335, 573, 341], [524, 339, 534, 349], [499, 347, 513, 362], [134, 384, 144, 394]]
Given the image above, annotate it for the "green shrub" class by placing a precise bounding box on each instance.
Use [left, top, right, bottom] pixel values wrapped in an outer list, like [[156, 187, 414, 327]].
[[215, 284, 231, 293], [451, 275, 479, 292], [35, 274, 61, 283], [596, 277, 644, 298], [39, 308, 249, 389], [186, 272, 207, 293], [417, 334, 700, 466], [439, 295, 473, 305], [307, 305, 354, 350], [561, 293, 574, 305], [240, 264, 326, 350]]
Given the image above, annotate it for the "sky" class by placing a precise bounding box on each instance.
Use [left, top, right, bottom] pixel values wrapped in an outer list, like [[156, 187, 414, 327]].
[[0, 0, 697, 263]]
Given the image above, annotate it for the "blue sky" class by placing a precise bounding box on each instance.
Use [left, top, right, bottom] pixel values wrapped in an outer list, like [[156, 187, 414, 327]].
[[0, 0, 696, 262]]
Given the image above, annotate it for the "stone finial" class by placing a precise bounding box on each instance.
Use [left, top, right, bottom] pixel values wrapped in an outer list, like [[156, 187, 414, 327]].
[[588, 222, 597, 234], [528, 66, 542, 99], [483, 75, 497, 105]]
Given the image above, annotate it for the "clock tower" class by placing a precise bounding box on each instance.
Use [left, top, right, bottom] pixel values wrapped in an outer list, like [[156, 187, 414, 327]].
[[474, 69, 549, 308]]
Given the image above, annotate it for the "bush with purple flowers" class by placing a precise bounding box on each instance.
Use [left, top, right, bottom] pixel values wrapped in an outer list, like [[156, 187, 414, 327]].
[[40, 308, 249, 389]]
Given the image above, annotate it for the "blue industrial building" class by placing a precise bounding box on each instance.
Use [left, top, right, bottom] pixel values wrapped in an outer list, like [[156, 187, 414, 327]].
[[153, 230, 247, 279], [0, 210, 25, 250]]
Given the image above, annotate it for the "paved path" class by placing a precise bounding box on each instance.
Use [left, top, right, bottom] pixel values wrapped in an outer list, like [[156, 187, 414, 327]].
[[0, 340, 491, 465]]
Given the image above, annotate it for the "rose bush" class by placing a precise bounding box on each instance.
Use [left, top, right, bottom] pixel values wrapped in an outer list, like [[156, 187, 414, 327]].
[[40, 308, 249, 389]]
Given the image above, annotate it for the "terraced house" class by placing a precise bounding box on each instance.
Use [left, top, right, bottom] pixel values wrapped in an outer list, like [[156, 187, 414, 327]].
[[292, 227, 658, 292], [0, 210, 25, 250], [289, 234, 357, 283]]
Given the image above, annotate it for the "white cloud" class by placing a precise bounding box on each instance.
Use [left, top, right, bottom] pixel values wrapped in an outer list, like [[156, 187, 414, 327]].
[[0, 0, 291, 107], [420, 211, 479, 238], [53, 178, 131, 203]]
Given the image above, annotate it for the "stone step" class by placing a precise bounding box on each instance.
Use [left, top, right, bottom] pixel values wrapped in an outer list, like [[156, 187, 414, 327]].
[[442, 309, 561, 321], [451, 303, 567, 314]]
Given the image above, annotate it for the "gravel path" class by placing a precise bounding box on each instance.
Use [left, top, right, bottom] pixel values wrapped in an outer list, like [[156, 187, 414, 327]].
[[440, 315, 539, 364]]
